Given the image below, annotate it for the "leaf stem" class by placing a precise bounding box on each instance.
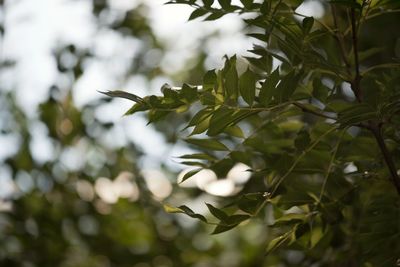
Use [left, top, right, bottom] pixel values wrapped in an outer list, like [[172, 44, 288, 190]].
[[318, 131, 344, 201]]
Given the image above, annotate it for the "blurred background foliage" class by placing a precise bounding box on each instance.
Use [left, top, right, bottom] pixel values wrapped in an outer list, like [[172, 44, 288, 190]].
[[0, 1, 267, 266], [0, 0, 400, 267]]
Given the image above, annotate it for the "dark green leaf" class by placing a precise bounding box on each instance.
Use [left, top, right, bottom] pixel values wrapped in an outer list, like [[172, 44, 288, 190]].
[[203, 69, 217, 91], [312, 78, 329, 102], [207, 107, 234, 136], [302, 17, 314, 34], [100, 90, 146, 104], [227, 214, 251, 225], [206, 203, 229, 221], [275, 70, 302, 103], [240, 0, 253, 9], [208, 108, 258, 136], [338, 103, 377, 126], [202, 0, 214, 7], [189, 8, 208, 20], [178, 205, 208, 222], [204, 11, 225, 20], [211, 224, 237, 234], [273, 213, 307, 226], [181, 83, 198, 102], [239, 68, 256, 105], [185, 138, 230, 151], [259, 68, 280, 105], [179, 153, 216, 161], [295, 129, 311, 151], [179, 168, 202, 183], [184, 108, 212, 130], [223, 56, 239, 100], [218, 0, 231, 10], [223, 125, 245, 138], [266, 224, 298, 254], [237, 193, 265, 214]]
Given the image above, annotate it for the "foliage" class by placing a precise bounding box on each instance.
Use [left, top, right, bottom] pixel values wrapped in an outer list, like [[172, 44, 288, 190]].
[[1, 1, 273, 267], [106, 0, 400, 266]]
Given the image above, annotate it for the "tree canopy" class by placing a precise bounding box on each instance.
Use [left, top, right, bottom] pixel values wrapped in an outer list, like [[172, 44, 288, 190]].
[[1, 0, 400, 266], [106, 0, 400, 266]]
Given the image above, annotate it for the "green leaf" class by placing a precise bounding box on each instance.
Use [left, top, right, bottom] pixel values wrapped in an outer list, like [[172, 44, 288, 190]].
[[163, 204, 184, 213], [203, 69, 217, 90], [240, 0, 253, 9], [266, 225, 298, 254], [310, 226, 323, 248], [179, 161, 207, 167], [179, 168, 202, 183], [179, 153, 216, 161], [239, 68, 256, 105], [237, 193, 266, 214], [181, 83, 198, 102], [211, 224, 237, 234], [124, 102, 150, 116], [164, 204, 208, 223], [207, 108, 258, 136], [204, 11, 225, 21], [202, 0, 214, 7], [218, 0, 231, 10], [190, 116, 211, 135], [207, 107, 234, 136], [302, 17, 314, 35], [223, 56, 239, 100], [189, 8, 208, 20], [337, 103, 377, 126], [184, 108, 212, 130], [273, 213, 308, 226], [206, 203, 229, 221], [185, 138, 230, 151], [227, 214, 251, 225], [223, 125, 245, 138], [178, 205, 208, 222], [295, 129, 311, 151], [312, 78, 329, 102], [100, 90, 146, 104], [259, 68, 280, 105], [275, 70, 302, 103]]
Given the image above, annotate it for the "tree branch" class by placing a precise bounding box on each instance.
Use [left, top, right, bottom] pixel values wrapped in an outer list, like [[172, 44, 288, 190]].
[[370, 124, 400, 195]]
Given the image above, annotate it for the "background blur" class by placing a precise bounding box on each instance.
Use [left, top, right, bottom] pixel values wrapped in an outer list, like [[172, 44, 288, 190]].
[[0, 0, 324, 266]]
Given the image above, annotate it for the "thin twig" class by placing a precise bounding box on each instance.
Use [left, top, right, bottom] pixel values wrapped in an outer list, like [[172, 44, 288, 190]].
[[319, 131, 345, 201], [331, 5, 352, 71], [270, 126, 338, 197], [350, 8, 362, 102], [293, 102, 337, 121], [365, 9, 400, 20]]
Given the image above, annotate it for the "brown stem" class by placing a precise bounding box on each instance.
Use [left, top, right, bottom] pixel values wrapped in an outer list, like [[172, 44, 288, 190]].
[[370, 124, 400, 195], [348, 7, 400, 194]]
